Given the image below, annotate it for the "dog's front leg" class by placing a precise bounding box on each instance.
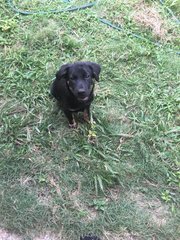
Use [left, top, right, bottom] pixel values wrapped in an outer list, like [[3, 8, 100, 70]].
[[83, 106, 91, 123], [64, 110, 77, 128]]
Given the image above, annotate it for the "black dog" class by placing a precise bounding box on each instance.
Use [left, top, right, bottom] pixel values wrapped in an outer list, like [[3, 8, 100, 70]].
[[51, 61, 101, 128], [80, 234, 101, 240]]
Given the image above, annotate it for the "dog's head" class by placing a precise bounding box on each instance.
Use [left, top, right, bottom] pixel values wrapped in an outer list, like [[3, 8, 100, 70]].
[[56, 61, 101, 102]]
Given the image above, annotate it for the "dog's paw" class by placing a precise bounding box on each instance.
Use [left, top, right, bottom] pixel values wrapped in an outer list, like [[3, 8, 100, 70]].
[[69, 122, 77, 128]]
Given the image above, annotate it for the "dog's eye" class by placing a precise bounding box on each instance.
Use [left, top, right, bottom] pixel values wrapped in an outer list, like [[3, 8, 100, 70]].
[[70, 78, 76, 82], [70, 76, 77, 81]]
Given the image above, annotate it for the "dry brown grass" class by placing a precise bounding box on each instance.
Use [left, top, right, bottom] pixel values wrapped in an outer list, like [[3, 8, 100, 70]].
[[0, 228, 66, 240], [0, 228, 22, 240], [103, 230, 140, 240], [33, 231, 61, 240], [132, 1, 167, 39]]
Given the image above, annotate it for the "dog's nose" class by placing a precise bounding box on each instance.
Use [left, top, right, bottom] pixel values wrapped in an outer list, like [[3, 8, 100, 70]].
[[78, 89, 86, 96]]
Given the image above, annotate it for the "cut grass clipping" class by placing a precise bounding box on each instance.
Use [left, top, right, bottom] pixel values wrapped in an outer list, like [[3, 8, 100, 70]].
[[0, 0, 180, 239]]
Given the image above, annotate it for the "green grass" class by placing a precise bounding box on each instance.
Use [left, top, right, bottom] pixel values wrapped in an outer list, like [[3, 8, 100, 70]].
[[0, 0, 180, 239]]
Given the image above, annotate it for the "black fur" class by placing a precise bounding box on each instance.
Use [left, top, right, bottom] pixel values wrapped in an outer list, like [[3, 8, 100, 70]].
[[51, 61, 101, 127], [80, 234, 101, 240]]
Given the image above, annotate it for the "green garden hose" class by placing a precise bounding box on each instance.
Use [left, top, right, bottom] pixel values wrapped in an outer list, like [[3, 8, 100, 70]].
[[7, 0, 96, 14], [6, 0, 180, 54]]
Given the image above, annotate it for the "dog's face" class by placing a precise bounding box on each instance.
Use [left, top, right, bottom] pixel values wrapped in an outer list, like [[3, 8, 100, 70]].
[[56, 62, 101, 102]]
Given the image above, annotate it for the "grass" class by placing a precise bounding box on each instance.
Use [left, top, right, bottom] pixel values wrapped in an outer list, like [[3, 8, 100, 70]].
[[0, 0, 180, 239]]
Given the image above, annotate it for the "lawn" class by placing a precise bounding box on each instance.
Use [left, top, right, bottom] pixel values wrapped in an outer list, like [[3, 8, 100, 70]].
[[0, 0, 180, 239]]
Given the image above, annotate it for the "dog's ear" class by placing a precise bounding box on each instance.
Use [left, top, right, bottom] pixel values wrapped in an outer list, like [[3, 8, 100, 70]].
[[56, 63, 71, 80], [86, 62, 101, 81]]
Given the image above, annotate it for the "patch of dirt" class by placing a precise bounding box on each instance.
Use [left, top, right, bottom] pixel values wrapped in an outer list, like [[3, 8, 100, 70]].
[[0, 229, 65, 240], [130, 192, 169, 226], [0, 228, 22, 240], [132, 1, 167, 39], [103, 230, 140, 240], [28, 229, 67, 240], [33, 231, 61, 240]]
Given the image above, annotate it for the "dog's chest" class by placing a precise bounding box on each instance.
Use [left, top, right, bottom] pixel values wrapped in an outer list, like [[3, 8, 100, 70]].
[[67, 100, 88, 112], [67, 96, 92, 112]]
